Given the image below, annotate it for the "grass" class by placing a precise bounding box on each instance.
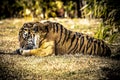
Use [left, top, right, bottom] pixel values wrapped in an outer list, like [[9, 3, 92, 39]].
[[0, 54, 120, 80], [0, 18, 120, 80]]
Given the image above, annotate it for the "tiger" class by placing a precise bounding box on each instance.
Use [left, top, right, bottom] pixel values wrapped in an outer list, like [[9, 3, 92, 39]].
[[16, 21, 111, 57]]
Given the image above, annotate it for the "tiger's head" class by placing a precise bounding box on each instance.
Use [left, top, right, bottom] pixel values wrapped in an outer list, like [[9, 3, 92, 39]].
[[19, 21, 50, 50]]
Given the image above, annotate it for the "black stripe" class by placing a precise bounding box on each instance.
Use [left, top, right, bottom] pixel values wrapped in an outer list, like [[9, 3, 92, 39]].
[[79, 36, 84, 51], [101, 42, 104, 54], [39, 33, 48, 47], [68, 34, 76, 49], [62, 28, 67, 45], [56, 23, 59, 33], [86, 37, 93, 50], [66, 31, 72, 42], [57, 25, 63, 44], [54, 23, 57, 32], [86, 40, 90, 50], [68, 37, 78, 54], [97, 40, 101, 54], [98, 40, 100, 47], [96, 40, 99, 55], [86, 39, 94, 55], [82, 46, 85, 54], [72, 40, 79, 53], [94, 42, 96, 55], [85, 36, 89, 50], [80, 36, 85, 54], [53, 23, 55, 33], [89, 45, 92, 55]]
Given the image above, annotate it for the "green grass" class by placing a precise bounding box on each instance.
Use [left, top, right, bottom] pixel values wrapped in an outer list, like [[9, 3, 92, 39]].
[[0, 18, 120, 80]]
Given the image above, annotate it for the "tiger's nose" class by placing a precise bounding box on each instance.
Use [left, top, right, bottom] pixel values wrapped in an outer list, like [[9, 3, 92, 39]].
[[28, 38, 33, 43]]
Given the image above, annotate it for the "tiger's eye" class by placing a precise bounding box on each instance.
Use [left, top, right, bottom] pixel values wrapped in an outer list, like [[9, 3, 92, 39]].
[[23, 32, 28, 38], [33, 27, 38, 32], [24, 28, 28, 31]]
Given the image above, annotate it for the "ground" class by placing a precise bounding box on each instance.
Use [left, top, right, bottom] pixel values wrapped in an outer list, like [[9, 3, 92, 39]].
[[0, 18, 120, 80]]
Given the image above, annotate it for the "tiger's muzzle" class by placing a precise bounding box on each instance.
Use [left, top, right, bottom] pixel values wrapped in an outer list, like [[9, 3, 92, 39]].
[[23, 38, 37, 50]]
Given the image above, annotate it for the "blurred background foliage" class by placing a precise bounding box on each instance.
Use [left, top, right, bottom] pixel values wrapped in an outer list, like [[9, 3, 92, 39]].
[[0, 0, 120, 43]]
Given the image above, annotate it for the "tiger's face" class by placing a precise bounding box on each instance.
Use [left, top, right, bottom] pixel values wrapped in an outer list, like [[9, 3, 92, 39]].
[[19, 22, 50, 50], [19, 22, 40, 50]]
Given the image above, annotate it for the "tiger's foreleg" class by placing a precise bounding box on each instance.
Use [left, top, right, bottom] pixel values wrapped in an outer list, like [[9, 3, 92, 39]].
[[21, 41, 55, 57]]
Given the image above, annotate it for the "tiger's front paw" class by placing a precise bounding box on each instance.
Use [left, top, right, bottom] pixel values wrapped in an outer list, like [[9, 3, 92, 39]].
[[21, 50, 31, 56]]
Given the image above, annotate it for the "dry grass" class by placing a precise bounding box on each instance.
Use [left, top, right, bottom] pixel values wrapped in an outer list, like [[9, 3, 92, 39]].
[[0, 18, 120, 80], [0, 54, 120, 80]]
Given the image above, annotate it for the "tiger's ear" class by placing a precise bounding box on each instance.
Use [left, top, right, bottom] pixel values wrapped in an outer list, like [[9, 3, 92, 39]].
[[42, 23, 49, 32], [33, 22, 49, 32], [39, 22, 49, 32]]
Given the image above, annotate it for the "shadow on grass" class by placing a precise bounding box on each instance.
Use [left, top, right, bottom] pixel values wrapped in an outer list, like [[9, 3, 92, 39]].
[[111, 54, 120, 60], [100, 67, 120, 80], [101, 52, 120, 80], [0, 51, 42, 80], [0, 51, 17, 55]]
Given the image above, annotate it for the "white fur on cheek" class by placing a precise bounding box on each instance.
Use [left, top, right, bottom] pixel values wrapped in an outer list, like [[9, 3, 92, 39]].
[[34, 34, 40, 48], [23, 31, 28, 39]]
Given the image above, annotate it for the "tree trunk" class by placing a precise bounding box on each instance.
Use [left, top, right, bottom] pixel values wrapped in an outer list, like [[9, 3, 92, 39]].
[[76, 0, 82, 18]]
